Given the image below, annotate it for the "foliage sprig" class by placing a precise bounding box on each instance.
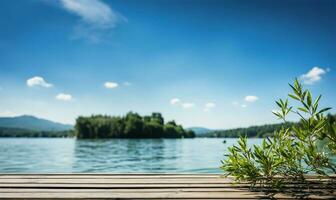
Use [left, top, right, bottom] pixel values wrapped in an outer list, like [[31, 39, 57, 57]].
[[221, 79, 336, 187]]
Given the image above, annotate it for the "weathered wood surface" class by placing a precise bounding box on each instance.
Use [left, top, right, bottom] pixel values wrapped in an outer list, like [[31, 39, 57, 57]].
[[0, 174, 334, 199]]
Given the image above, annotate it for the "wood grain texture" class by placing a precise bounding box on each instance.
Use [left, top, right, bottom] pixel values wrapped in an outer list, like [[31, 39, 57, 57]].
[[0, 174, 334, 199]]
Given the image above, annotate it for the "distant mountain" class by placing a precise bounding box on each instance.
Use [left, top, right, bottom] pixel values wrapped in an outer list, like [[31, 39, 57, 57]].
[[187, 127, 212, 136], [0, 115, 73, 132]]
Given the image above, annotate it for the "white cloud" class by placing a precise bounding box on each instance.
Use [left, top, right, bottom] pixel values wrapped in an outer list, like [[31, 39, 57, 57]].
[[170, 98, 196, 109], [181, 102, 195, 109], [232, 101, 249, 109], [245, 95, 258, 102], [203, 102, 216, 112], [61, 0, 117, 27], [170, 98, 181, 105], [300, 66, 327, 85], [27, 76, 53, 88], [104, 81, 119, 89], [56, 93, 72, 101], [59, 0, 126, 42], [205, 102, 216, 108]]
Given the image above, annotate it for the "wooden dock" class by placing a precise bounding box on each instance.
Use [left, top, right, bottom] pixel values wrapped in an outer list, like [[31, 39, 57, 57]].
[[0, 174, 335, 199]]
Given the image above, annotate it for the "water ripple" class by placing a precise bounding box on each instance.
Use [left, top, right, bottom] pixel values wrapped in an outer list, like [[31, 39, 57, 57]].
[[0, 138, 262, 173]]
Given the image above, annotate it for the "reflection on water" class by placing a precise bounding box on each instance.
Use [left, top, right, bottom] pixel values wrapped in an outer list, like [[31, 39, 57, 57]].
[[0, 138, 262, 173]]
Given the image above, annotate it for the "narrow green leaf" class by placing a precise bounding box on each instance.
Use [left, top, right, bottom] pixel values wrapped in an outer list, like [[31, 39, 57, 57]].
[[286, 106, 293, 115], [288, 94, 300, 101], [285, 99, 288, 108], [314, 95, 322, 107], [317, 107, 332, 115], [307, 91, 312, 107], [294, 78, 299, 89], [272, 111, 282, 118], [298, 107, 309, 113], [302, 101, 310, 110], [289, 84, 300, 97], [302, 89, 307, 97], [313, 103, 318, 114]]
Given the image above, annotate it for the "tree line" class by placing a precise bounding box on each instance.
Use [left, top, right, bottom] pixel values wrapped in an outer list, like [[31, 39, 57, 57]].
[[203, 113, 336, 138], [1, 112, 334, 138], [0, 127, 74, 137], [75, 112, 195, 139]]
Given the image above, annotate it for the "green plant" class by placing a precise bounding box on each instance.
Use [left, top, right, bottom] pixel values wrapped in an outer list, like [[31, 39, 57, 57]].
[[221, 79, 336, 187]]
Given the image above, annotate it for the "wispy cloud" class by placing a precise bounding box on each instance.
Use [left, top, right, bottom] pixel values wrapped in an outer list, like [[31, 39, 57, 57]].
[[181, 102, 195, 109], [56, 93, 73, 101], [300, 66, 327, 85], [61, 0, 118, 27], [170, 98, 181, 105], [170, 98, 195, 109], [104, 81, 119, 89], [232, 101, 248, 109], [204, 102, 216, 112], [58, 0, 127, 42], [27, 76, 53, 88], [205, 102, 216, 108], [245, 95, 258, 102]]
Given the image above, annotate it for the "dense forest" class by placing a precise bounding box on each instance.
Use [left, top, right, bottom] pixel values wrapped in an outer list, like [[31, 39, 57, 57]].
[[203, 113, 336, 138], [75, 112, 195, 138], [0, 127, 74, 137], [1, 113, 334, 138], [202, 123, 293, 138]]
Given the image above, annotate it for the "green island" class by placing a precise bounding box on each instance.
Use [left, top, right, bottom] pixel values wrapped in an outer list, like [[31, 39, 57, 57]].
[[75, 112, 195, 138], [1, 113, 335, 138]]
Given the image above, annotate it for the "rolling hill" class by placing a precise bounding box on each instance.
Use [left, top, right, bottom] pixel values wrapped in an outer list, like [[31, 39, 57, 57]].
[[0, 115, 73, 132], [187, 127, 212, 136]]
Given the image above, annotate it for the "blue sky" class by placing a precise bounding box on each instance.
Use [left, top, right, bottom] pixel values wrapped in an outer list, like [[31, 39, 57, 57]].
[[0, 0, 335, 129]]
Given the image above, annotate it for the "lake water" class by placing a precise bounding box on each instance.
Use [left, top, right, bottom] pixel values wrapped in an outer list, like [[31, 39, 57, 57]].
[[0, 138, 263, 173]]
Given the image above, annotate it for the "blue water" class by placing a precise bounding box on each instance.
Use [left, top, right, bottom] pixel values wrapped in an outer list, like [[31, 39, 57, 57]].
[[0, 138, 263, 173]]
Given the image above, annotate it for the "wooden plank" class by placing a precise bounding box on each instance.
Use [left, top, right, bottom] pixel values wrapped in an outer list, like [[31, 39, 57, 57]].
[[0, 175, 333, 184], [0, 173, 333, 177], [0, 174, 334, 199], [0, 178, 232, 185], [0, 191, 335, 199], [0, 176, 333, 183], [0, 183, 334, 190], [0, 188, 334, 194], [0, 191, 281, 199], [0, 183, 251, 188], [0, 178, 235, 184], [0, 188, 251, 193], [0, 177, 333, 183], [0, 175, 223, 179]]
